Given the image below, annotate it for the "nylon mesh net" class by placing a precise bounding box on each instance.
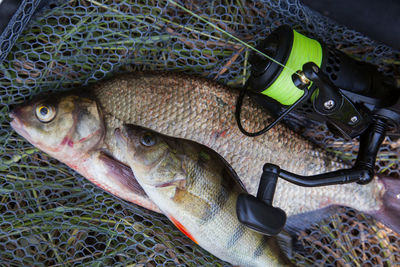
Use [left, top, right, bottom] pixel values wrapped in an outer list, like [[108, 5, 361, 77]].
[[0, 0, 399, 266], [0, 0, 45, 63]]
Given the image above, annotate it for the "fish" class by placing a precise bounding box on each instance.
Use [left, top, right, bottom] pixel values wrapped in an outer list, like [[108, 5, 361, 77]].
[[114, 124, 290, 267], [9, 92, 159, 212], [9, 72, 399, 229]]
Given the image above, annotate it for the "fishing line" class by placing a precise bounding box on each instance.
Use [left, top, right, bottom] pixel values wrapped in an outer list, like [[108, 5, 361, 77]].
[[167, 0, 299, 76], [168, 0, 322, 136]]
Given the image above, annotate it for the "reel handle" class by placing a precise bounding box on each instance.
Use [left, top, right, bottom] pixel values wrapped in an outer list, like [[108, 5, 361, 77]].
[[236, 120, 386, 235], [236, 164, 287, 236]]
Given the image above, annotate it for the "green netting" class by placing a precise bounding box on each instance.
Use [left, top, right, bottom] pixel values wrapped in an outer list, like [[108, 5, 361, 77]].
[[0, 0, 399, 266]]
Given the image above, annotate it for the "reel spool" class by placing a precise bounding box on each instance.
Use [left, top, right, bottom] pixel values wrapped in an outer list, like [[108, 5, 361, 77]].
[[248, 25, 322, 106], [236, 25, 400, 236], [238, 25, 400, 139]]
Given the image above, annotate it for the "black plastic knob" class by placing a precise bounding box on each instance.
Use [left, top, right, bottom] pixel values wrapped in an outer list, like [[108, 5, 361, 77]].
[[236, 163, 287, 236], [236, 194, 287, 236]]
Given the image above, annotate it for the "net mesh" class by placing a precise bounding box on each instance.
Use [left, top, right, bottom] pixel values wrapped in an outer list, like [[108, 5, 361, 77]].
[[0, 0, 45, 63], [0, 0, 399, 266]]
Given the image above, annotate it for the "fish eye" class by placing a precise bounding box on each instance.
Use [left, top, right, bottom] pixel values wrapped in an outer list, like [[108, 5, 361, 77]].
[[35, 104, 56, 123], [140, 132, 156, 147]]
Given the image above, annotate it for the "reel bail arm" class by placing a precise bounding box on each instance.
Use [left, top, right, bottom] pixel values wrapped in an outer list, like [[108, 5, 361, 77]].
[[298, 62, 371, 139]]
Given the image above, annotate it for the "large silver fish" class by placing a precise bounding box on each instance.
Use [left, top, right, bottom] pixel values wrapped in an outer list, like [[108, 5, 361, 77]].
[[114, 124, 290, 267], [9, 72, 399, 230]]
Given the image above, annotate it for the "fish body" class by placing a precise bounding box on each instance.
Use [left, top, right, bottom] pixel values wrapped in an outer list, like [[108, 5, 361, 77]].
[[93, 73, 384, 216], [10, 72, 389, 216], [114, 124, 288, 267]]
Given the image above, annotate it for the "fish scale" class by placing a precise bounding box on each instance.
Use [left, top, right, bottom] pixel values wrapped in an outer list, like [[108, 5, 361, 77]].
[[94, 72, 383, 216], [115, 125, 285, 266]]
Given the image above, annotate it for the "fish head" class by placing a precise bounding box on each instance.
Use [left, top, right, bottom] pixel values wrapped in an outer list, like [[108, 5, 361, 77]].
[[115, 125, 184, 188], [10, 92, 104, 162]]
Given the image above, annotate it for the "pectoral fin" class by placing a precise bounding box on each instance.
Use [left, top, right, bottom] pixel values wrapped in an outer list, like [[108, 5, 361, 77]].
[[97, 151, 160, 213], [98, 151, 146, 196]]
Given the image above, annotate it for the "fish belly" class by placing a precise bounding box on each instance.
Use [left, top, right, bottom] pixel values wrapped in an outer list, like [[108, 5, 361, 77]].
[[146, 186, 283, 267]]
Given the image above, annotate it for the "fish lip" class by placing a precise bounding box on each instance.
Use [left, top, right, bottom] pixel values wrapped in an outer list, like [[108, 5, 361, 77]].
[[155, 178, 186, 188], [9, 110, 16, 120], [8, 106, 34, 144], [10, 116, 31, 140], [114, 127, 131, 154], [155, 181, 176, 188], [9, 108, 21, 128], [9, 108, 34, 143], [9, 106, 20, 122], [114, 127, 128, 145]]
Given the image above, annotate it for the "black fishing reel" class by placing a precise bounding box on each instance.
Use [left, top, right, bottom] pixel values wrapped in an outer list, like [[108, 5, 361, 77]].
[[236, 25, 400, 236]]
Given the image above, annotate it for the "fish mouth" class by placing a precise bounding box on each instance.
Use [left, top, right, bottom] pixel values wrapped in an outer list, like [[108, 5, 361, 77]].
[[114, 127, 129, 147], [154, 179, 186, 188], [114, 126, 133, 157], [9, 110, 32, 141], [9, 108, 18, 122]]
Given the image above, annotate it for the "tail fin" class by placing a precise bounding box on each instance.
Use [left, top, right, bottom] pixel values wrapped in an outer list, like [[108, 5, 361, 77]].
[[277, 194, 400, 265], [275, 230, 300, 262], [277, 203, 400, 265], [372, 176, 400, 234], [276, 206, 340, 261]]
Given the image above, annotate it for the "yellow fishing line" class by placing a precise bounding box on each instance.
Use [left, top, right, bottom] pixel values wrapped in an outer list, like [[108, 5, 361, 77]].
[[168, 0, 323, 105], [167, 0, 297, 73], [261, 30, 323, 105]]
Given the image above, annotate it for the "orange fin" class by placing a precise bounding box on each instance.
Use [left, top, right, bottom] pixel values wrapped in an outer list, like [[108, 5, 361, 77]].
[[169, 216, 198, 244]]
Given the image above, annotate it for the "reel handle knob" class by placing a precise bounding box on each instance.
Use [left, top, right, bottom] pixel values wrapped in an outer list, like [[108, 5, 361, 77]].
[[236, 164, 287, 236]]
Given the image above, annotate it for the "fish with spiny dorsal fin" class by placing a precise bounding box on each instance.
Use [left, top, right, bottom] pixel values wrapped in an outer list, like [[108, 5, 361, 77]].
[[114, 124, 293, 266]]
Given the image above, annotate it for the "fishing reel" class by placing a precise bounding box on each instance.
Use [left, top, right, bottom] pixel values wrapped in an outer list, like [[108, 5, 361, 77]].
[[236, 25, 400, 236]]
